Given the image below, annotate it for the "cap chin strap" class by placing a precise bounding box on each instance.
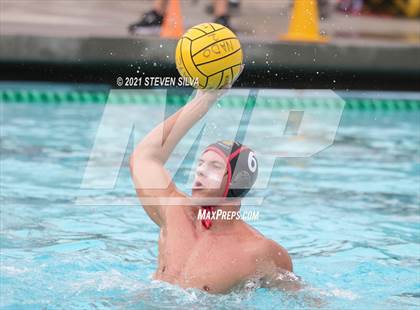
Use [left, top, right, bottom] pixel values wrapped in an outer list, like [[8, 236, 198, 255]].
[[201, 206, 215, 229]]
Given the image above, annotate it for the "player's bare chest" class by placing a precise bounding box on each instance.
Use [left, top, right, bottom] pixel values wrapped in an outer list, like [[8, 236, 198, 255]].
[[159, 232, 254, 293]]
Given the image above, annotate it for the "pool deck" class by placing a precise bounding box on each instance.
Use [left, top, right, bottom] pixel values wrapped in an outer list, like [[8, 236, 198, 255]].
[[1, 0, 419, 89]]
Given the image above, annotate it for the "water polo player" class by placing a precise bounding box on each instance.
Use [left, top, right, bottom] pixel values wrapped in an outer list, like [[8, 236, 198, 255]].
[[129, 85, 293, 294]]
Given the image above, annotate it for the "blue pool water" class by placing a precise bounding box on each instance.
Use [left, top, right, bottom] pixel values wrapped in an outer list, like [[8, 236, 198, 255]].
[[1, 91, 419, 309]]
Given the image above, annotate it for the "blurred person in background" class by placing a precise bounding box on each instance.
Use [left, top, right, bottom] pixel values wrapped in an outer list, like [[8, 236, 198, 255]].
[[129, 0, 237, 35], [318, 0, 333, 19], [337, 0, 364, 15], [205, 0, 240, 15], [337, 0, 419, 17], [364, 0, 420, 17]]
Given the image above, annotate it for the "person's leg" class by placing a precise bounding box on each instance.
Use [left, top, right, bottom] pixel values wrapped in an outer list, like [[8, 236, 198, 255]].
[[128, 0, 168, 34], [213, 0, 231, 28], [206, 0, 240, 15], [213, 0, 228, 17], [152, 0, 168, 16]]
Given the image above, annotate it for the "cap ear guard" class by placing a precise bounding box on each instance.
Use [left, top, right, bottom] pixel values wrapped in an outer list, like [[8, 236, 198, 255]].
[[228, 170, 252, 198], [226, 148, 258, 198]]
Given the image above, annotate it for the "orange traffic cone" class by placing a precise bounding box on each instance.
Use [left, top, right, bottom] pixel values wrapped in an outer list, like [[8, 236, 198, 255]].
[[280, 0, 328, 43], [160, 0, 184, 39]]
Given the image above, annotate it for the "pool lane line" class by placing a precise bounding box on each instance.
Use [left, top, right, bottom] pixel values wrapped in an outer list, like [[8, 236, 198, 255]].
[[0, 89, 419, 110]]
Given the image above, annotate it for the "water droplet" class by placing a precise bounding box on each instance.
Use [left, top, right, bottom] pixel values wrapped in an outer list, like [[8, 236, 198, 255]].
[[159, 44, 163, 48], [153, 62, 157, 67]]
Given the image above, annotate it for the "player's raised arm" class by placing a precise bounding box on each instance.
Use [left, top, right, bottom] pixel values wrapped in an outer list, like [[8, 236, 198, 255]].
[[129, 89, 225, 227]]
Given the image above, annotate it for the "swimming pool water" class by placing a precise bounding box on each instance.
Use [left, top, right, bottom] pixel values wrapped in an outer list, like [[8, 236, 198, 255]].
[[1, 92, 419, 309]]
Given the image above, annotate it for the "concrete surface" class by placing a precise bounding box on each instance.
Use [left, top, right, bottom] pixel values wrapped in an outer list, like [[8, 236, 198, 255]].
[[1, 0, 419, 46], [0, 0, 419, 90]]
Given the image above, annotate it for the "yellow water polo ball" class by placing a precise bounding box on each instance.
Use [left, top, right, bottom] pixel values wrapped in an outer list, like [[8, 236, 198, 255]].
[[175, 23, 243, 89]]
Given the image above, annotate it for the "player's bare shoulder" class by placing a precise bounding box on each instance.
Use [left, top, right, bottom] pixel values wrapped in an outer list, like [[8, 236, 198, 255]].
[[161, 190, 196, 227], [239, 223, 292, 272], [263, 238, 293, 272]]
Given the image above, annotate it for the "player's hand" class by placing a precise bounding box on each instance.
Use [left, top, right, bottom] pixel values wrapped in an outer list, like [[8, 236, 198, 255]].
[[225, 63, 245, 89], [194, 64, 245, 101]]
